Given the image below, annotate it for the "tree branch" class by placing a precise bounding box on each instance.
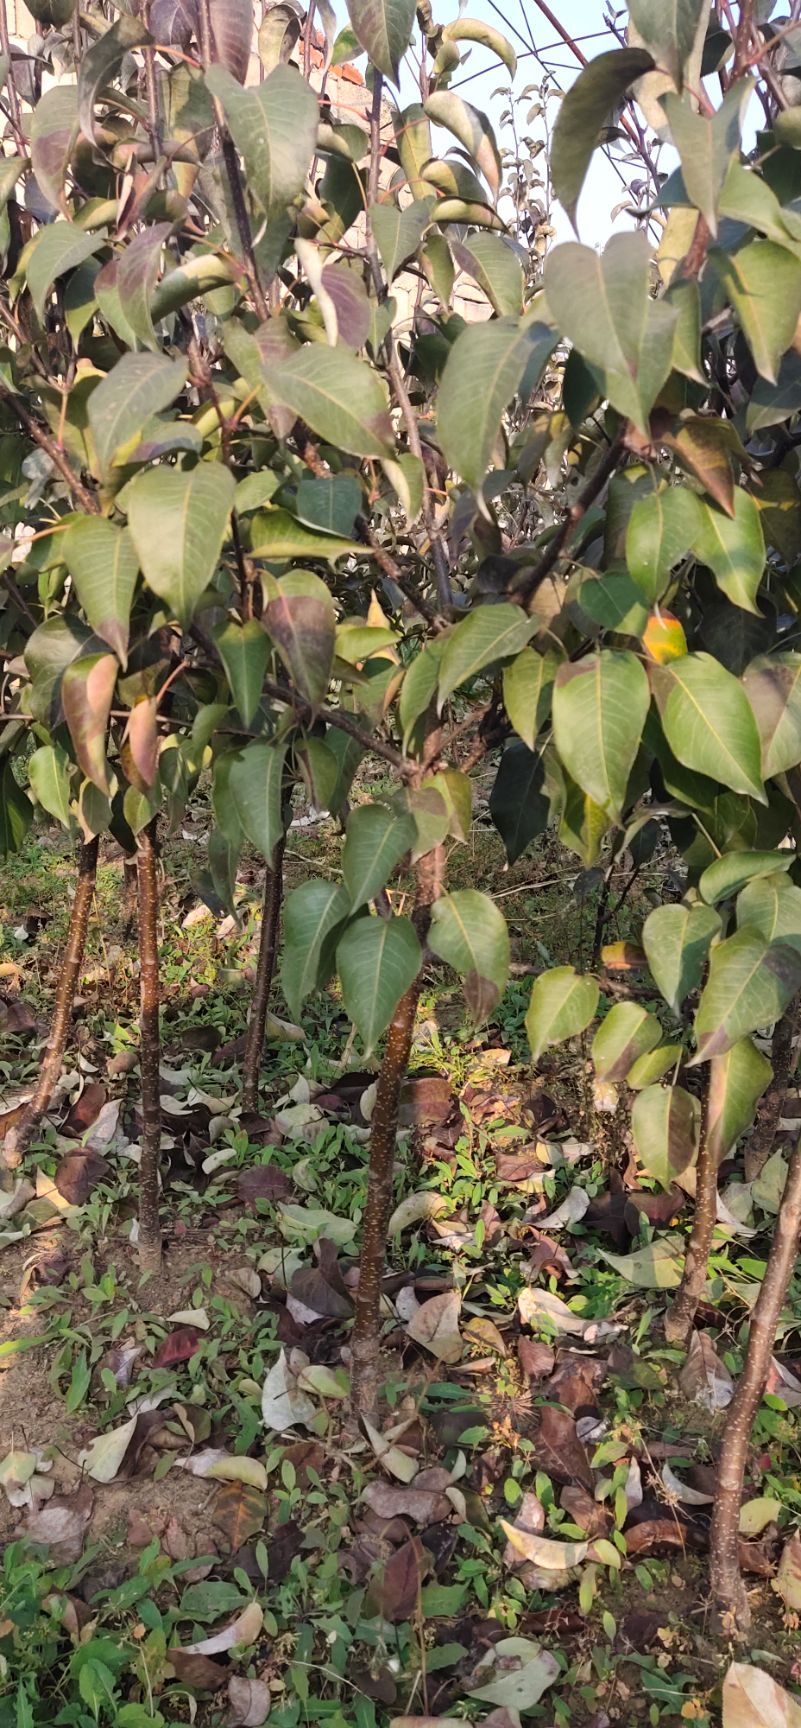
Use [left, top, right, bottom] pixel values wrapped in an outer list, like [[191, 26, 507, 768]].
[[510, 435, 625, 607]]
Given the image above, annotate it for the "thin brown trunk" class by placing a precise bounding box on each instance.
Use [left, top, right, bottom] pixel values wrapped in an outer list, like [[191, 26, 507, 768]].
[[242, 836, 286, 1115], [665, 1067, 715, 1347], [710, 1132, 801, 1633], [350, 846, 443, 1421], [2, 837, 99, 1170], [122, 855, 138, 938], [744, 1010, 797, 1181], [137, 819, 162, 1275]]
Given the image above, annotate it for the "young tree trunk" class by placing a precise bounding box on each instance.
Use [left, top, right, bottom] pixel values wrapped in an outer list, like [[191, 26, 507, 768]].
[[350, 846, 443, 1421], [2, 836, 99, 1170], [121, 855, 138, 939], [241, 836, 286, 1115], [136, 819, 162, 1275], [744, 1010, 797, 1181], [710, 1132, 801, 1633], [665, 1068, 715, 1347]]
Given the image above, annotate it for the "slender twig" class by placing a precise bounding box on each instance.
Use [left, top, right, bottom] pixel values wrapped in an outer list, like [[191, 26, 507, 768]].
[[0, 386, 99, 516], [262, 675, 409, 772], [510, 436, 625, 607]]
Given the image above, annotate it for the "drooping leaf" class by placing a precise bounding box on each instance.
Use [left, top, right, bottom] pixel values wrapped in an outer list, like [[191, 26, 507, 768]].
[[544, 233, 677, 436], [281, 879, 350, 1019], [208, 0, 252, 80], [423, 91, 501, 195], [552, 650, 650, 820], [693, 930, 801, 1063], [63, 519, 139, 668], [737, 870, 801, 954], [699, 850, 793, 906], [502, 647, 556, 750], [263, 569, 336, 710], [370, 199, 430, 282], [428, 889, 510, 1023], [641, 901, 721, 1013], [651, 652, 765, 800], [452, 232, 524, 316], [88, 353, 188, 479], [31, 86, 78, 211], [711, 240, 801, 384], [228, 740, 288, 865], [744, 653, 801, 779], [28, 744, 73, 830], [0, 762, 33, 856], [526, 966, 600, 1063], [625, 485, 703, 603], [345, 0, 415, 81], [661, 83, 747, 238], [78, 14, 150, 143], [342, 803, 415, 911], [438, 601, 534, 707], [551, 48, 654, 223], [249, 510, 359, 562], [213, 619, 269, 726], [707, 1037, 773, 1163], [262, 345, 394, 459], [61, 653, 118, 795], [115, 222, 173, 351], [205, 64, 318, 218], [591, 1002, 662, 1082], [441, 15, 516, 74], [628, 0, 708, 86], [438, 319, 555, 490], [694, 488, 766, 615], [632, 1085, 700, 1187], [126, 464, 235, 628], [336, 915, 421, 1053], [489, 741, 549, 865]]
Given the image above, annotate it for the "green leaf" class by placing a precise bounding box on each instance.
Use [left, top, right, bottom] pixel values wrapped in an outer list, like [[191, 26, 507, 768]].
[[78, 14, 150, 143], [296, 475, 361, 538], [114, 222, 172, 351], [399, 640, 443, 754], [575, 567, 649, 636], [213, 619, 269, 726], [126, 464, 235, 628], [26, 223, 103, 322], [63, 518, 139, 668], [707, 1037, 773, 1163], [737, 870, 801, 954], [423, 91, 501, 195], [0, 761, 32, 856], [370, 199, 431, 282], [345, 0, 414, 80], [438, 318, 555, 490], [591, 1002, 662, 1082], [526, 965, 600, 1063], [262, 345, 394, 459], [263, 569, 336, 710], [281, 879, 350, 1019], [428, 889, 510, 1023], [336, 915, 421, 1053], [551, 48, 654, 223], [452, 233, 524, 317], [228, 740, 288, 865], [631, 1084, 700, 1187], [693, 487, 765, 615], [438, 602, 534, 707], [342, 803, 415, 911], [28, 744, 73, 829], [88, 353, 188, 479], [552, 650, 649, 820], [700, 850, 793, 906], [642, 901, 721, 1013], [661, 83, 747, 238], [489, 741, 549, 866], [205, 64, 319, 217], [441, 16, 516, 74], [625, 485, 703, 603], [503, 647, 556, 749], [627, 1043, 683, 1089], [711, 241, 801, 384], [61, 652, 118, 795], [744, 653, 801, 779], [24, 615, 93, 726], [628, 0, 707, 86], [31, 86, 78, 211], [693, 929, 801, 1062], [249, 509, 359, 562], [544, 234, 677, 437], [598, 1238, 684, 1289], [651, 652, 765, 800]]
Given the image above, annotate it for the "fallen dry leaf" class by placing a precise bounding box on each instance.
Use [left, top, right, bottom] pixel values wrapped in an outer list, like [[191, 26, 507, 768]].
[[722, 1662, 801, 1728], [679, 1330, 733, 1411], [79, 1414, 138, 1483], [214, 1481, 267, 1553], [185, 1600, 263, 1656], [23, 1485, 93, 1564], [168, 1650, 228, 1691], [500, 1521, 588, 1571], [405, 1290, 463, 1363], [361, 1482, 452, 1524], [739, 1496, 782, 1537], [366, 1536, 428, 1622], [773, 1532, 801, 1613], [227, 1676, 271, 1727]]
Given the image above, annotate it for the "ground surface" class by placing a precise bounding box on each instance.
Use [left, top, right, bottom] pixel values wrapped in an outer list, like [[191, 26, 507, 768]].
[[2, 814, 801, 1728]]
